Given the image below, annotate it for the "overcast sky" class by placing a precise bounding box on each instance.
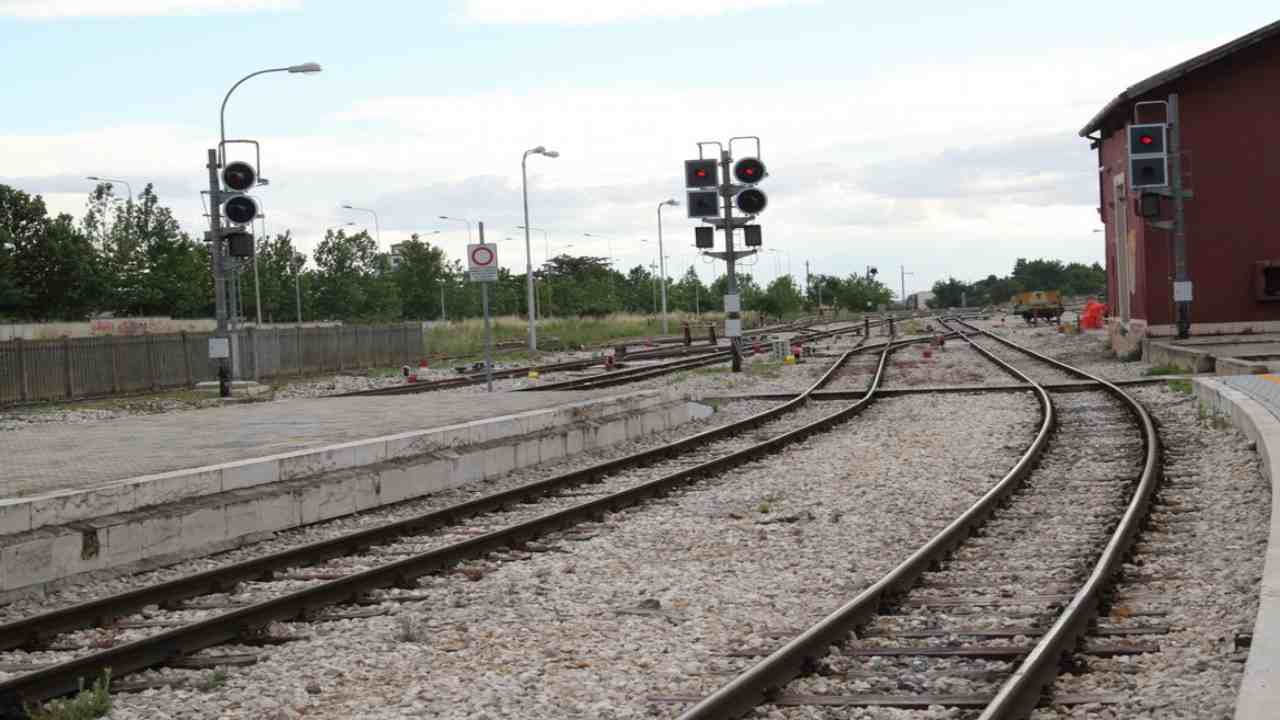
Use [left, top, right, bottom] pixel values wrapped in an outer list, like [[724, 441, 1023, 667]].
[[1, 1, 1275, 297]]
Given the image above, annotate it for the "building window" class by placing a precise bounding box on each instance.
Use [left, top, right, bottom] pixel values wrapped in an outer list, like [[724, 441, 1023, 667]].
[[1254, 261, 1280, 302]]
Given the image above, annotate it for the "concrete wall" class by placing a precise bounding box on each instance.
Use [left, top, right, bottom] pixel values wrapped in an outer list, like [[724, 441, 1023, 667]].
[[0, 391, 696, 598]]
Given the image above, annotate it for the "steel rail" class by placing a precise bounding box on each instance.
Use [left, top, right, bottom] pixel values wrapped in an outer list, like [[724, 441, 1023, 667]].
[[517, 351, 733, 392], [0, 340, 865, 659], [0, 336, 922, 713], [677, 322, 1056, 720], [332, 343, 726, 398], [950, 318, 1163, 720]]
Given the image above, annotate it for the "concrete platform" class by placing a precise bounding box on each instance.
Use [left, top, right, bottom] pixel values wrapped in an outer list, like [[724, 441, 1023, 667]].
[[1193, 376, 1280, 719], [0, 388, 694, 597], [1148, 334, 1280, 375]]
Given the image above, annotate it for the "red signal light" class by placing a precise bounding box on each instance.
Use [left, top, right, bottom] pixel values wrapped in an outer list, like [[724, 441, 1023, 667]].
[[696, 169, 707, 177], [1140, 135, 1154, 146]]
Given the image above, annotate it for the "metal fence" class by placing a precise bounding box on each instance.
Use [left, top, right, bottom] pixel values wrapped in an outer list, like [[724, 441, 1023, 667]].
[[0, 323, 425, 405]]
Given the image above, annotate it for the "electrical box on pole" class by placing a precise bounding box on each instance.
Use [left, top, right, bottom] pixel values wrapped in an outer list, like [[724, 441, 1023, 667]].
[[743, 225, 762, 247]]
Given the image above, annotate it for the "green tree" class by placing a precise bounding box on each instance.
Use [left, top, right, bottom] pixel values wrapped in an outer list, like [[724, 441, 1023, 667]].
[[312, 229, 401, 320], [758, 275, 804, 318], [928, 277, 968, 308], [0, 185, 108, 320], [669, 266, 708, 314], [392, 235, 450, 320], [0, 184, 45, 318]]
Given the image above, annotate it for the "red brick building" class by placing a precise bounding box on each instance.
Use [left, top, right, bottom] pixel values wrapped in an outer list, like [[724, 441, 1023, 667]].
[[1079, 19, 1280, 350]]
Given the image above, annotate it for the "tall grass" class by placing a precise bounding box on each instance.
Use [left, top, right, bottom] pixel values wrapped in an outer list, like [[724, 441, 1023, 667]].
[[423, 312, 727, 357]]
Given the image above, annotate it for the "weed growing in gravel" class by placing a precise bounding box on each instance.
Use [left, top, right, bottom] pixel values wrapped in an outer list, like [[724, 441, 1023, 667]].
[[27, 672, 110, 720], [1167, 379, 1193, 394], [1147, 364, 1184, 376], [198, 668, 229, 692]]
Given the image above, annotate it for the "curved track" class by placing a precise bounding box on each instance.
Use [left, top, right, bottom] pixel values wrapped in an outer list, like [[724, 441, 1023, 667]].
[[675, 317, 1161, 720], [0, 331, 934, 716]]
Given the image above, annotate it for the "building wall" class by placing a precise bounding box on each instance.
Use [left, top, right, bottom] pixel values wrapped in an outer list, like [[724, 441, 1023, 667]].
[[1095, 36, 1280, 334]]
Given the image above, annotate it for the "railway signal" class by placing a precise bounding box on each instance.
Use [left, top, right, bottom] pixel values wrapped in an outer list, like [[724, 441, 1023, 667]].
[[685, 159, 719, 188], [687, 190, 720, 218], [732, 157, 768, 215], [1127, 123, 1168, 190]]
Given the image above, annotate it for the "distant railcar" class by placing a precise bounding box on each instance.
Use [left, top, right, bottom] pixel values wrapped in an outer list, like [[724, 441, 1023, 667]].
[[1011, 290, 1063, 324]]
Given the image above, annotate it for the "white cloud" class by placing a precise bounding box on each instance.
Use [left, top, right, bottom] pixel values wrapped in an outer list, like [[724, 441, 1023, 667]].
[[0, 0, 300, 19], [0, 36, 1228, 290], [456, 0, 819, 25]]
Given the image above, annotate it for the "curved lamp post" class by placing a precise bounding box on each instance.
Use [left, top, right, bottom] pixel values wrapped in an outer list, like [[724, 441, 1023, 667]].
[[438, 215, 473, 242], [656, 198, 679, 333], [521, 145, 559, 350], [342, 205, 381, 248]]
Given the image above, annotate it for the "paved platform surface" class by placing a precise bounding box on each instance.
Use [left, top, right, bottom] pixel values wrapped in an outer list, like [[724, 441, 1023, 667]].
[[1221, 374, 1280, 418], [0, 391, 610, 499]]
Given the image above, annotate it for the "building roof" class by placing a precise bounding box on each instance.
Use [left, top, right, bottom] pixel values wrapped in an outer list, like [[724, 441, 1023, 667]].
[[1078, 18, 1280, 137]]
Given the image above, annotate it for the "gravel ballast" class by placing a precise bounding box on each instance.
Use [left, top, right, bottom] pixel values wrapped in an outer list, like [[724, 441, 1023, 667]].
[[97, 390, 1040, 720]]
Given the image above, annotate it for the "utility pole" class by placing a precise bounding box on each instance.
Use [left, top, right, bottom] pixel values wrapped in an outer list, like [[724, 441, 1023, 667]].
[[1169, 93, 1191, 339], [205, 149, 231, 397], [720, 148, 743, 372]]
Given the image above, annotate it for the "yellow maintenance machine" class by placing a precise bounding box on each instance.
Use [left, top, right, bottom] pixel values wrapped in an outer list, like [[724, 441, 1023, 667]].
[[1011, 290, 1064, 324]]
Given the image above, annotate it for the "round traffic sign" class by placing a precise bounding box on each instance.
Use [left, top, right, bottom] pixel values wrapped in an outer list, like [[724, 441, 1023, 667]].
[[470, 245, 495, 267]]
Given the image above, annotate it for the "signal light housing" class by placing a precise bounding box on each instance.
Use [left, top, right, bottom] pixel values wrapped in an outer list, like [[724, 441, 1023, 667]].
[[687, 190, 720, 218], [733, 157, 766, 184], [735, 188, 767, 214], [224, 230, 255, 257], [743, 225, 762, 247], [684, 159, 719, 189], [1127, 123, 1168, 190], [223, 195, 259, 225], [694, 226, 714, 249], [222, 161, 257, 192]]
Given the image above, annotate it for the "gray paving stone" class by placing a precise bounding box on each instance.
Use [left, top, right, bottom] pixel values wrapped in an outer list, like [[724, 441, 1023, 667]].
[[0, 391, 610, 499]]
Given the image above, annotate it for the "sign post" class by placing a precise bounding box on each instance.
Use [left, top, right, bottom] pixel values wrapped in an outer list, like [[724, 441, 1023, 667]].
[[468, 225, 497, 392]]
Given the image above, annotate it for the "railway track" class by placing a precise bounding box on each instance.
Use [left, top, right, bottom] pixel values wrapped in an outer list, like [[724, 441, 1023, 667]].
[[674, 317, 1161, 719], [339, 318, 879, 397], [0, 331, 934, 716]]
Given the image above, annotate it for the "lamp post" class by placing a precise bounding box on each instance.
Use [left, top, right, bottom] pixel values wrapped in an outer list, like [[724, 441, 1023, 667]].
[[438, 215, 473, 242], [291, 252, 305, 324], [342, 205, 381, 248], [210, 62, 321, 393], [656, 199, 678, 333], [522, 145, 559, 350]]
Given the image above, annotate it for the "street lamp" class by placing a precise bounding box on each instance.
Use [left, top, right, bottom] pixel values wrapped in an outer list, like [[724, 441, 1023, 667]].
[[342, 205, 381, 248], [291, 252, 306, 324], [522, 145, 559, 350], [438, 215, 473, 242], [656, 198, 679, 333], [220, 63, 321, 165], [86, 176, 132, 205]]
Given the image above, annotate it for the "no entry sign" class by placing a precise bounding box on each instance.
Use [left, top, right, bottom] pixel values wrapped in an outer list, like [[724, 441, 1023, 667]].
[[467, 243, 498, 282]]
